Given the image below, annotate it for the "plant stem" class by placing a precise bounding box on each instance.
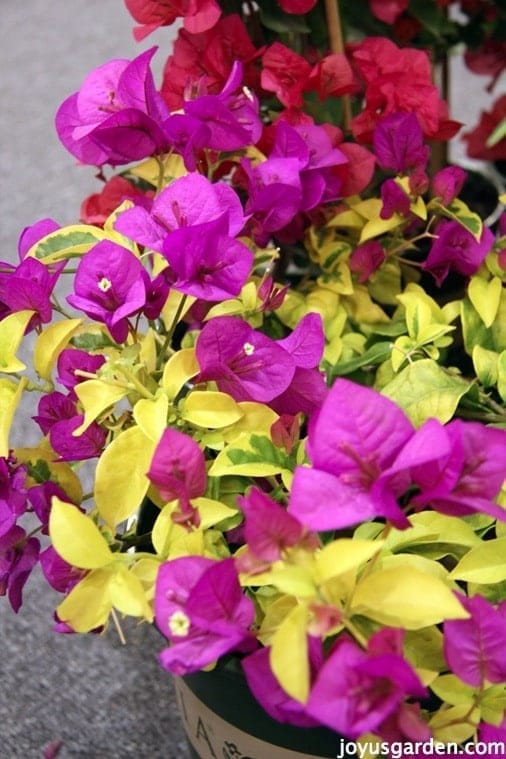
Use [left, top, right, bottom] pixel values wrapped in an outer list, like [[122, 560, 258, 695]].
[[323, 0, 352, 133], [156, 294, 188, 370]]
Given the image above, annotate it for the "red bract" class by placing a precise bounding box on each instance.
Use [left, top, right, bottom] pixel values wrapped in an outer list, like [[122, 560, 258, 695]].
[[278, 0, 318, 13], [464, 40, 506, 92], [124, 0, 221, 41], [261, 43, 312, 109], [369, 0, 409, 24], [80, 176, 154, 227], [463, 94, 506, 162], [305, 53, 357, 101], [350, 37, 460, 143], [161, 15, 261, 111]]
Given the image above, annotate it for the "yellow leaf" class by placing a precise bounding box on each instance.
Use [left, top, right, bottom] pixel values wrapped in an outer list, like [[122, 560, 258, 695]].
[[468, 276, 503, 328], [152, 503, 205, 558], [350, 566, 468, 629], [0, 310, 35, 372], [270, 603, 309, 703], [0, 378, 26, 457], [224, 402, 278, 440], [108, 564, 153, 621], [133, 394, 169, 442], [33, 319, 83, 380], [139, 328, 157, 374], [315, 539, 383, 583], [128, 155, 187, 186], [258, 595, 298, 646], [15, 443, 83, 504], [95, 426, 155, 528], [160, 290, 194, 332], [56, 568, 113, 632], [49, 497, 113, 569], [450, 538, 506, 584], [429, 704, 480, 744], [182, 391, 243, 429], [192, 497, 238, 528], [73, 379, 129, 435], [162, 348, 199, 401]]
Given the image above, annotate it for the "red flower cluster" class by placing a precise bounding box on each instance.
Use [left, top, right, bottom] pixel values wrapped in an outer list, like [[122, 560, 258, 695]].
[[350, 37, 460, 143]]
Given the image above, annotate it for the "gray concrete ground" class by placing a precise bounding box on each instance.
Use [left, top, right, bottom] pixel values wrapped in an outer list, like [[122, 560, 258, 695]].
[[1, 2, 187, 757], [0, 1, 501, 758]]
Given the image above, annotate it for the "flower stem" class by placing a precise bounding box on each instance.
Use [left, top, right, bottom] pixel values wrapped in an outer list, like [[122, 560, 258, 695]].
[[323, 0, 352, 133], [156, 294, 188, 370]]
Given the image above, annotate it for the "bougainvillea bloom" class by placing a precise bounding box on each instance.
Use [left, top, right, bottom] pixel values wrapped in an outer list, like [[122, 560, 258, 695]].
[[55, 47, 170, 166], [160, 15, 261, 111], [39, 545, 85, 594], [0, 525, 40, 613], [56, 349, 106, 393], [305, 53, 357, 102], [115, 173, 245, 253], [80, 176, 154, 227], [261, 43, 312, 109], [369, 0, 409, 24], [0, 256, 64, 331], [17, 218, 60, 259], [125, 0, 221, 40], [161, 215, 253, 301], [373, 112, 429, 174], [155, 556, 256, 674], [349, 240, 386, 283], [444, 594, 506, 687], [463, 94, 506, 162], [278, 0, 318, 13], [50, 416, 107, 462], [380, 178, 411, 219], [147, 428, 207, 505], [432, 166, 467, 206], [67, 241, 149, 342], [422, 220, 494, 286], [306, 632, 427, 738]]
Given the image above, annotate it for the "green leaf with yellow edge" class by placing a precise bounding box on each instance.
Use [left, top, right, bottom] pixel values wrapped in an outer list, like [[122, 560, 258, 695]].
[[26, 224, 107, 263], [445, 198, 483, 240], [34, 319, 83, 381], [391, 336, 417, 372], [360, 213, 403, 243], [161, 348, 199, 401], [0, 378, 27, 457], [181, 390, 243, 429], [73, 379, 129, 435], [350, 565, 468, 629], [49, 497, 113, 569], [314, 539, 383, 584], [133, 394, 169, 443], [209, 433, 292, 478], [450, 538, 506, 584], [430, 674, 476, 706], [429, 704, 480, 745], [473, 345, 499, 387], [56, 568, 113, 633], [108, 564, 152, 621], [270, 603, 309, 703], [381, 358, 470, 425], [95, 426, 156, 529], [468, 276, 502, 328], [0, 310, 35, 373]]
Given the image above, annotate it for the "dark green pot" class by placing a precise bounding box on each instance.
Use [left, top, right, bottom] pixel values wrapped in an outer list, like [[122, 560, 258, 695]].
[[174, 657, 353, 759]]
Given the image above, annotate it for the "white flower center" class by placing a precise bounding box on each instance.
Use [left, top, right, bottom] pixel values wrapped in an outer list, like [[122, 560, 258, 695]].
[[242, 85, 254, 102], [243, 342, 255, 356], [168, 610, 190, 637], [98, 277, 112, 292]]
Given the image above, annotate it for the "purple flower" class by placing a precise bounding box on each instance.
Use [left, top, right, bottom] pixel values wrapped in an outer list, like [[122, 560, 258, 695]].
[[67, 240, 149, 342], [161, 214, 253, 301], [373, 112, 429, 174], [182, 61, 262, 153], [155, 556, 256, 675], [17, 218, 60, 259], [0, 525, 40, 612], [288, 380, 417, 530], [432, 166, 467, 206], [55, 47, 170, 166], [242, 640, 324, 728], [56, 349, 106, 393], [412, 419, 506, 521], [114, 173, 245, 253], [380, 178, 411, 219], [147, 428, 207, 506], [0, 457, 28, 539], [422, 220, 494, 286], [305, 632, 426, 739], [33, 391, 77, 436], [28, 481, 72, 534], [49, 416, 107, 462], [0, 257, 64, 331], [349, 240, 386, 283], [39, 545, 85, 594], [444, 594, 506, 687], [162, 113, 211, 171]]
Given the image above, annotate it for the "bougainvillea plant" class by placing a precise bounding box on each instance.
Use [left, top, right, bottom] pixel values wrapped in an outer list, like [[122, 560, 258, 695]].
[[2, 0, 506, 753]]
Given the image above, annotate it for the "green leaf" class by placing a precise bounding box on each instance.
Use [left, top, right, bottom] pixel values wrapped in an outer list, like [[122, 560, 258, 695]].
[[258, 3, 310, 33], [468, 276, 502, 328], [350, 565, 468, 629], [329, 341, 392, 378], [497, 350, 506, 403], [434, 198, 483, 241], [381, 359, 470, 425], [209, 433, 294, 478], [450, 538, 506, 584], [473, 345, 499, 388], [49, 497, 113, 569], [26, 224, 107, 262]]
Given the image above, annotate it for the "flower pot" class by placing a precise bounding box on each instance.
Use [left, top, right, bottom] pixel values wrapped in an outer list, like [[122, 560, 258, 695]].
[[173, 658, 351, 759]]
